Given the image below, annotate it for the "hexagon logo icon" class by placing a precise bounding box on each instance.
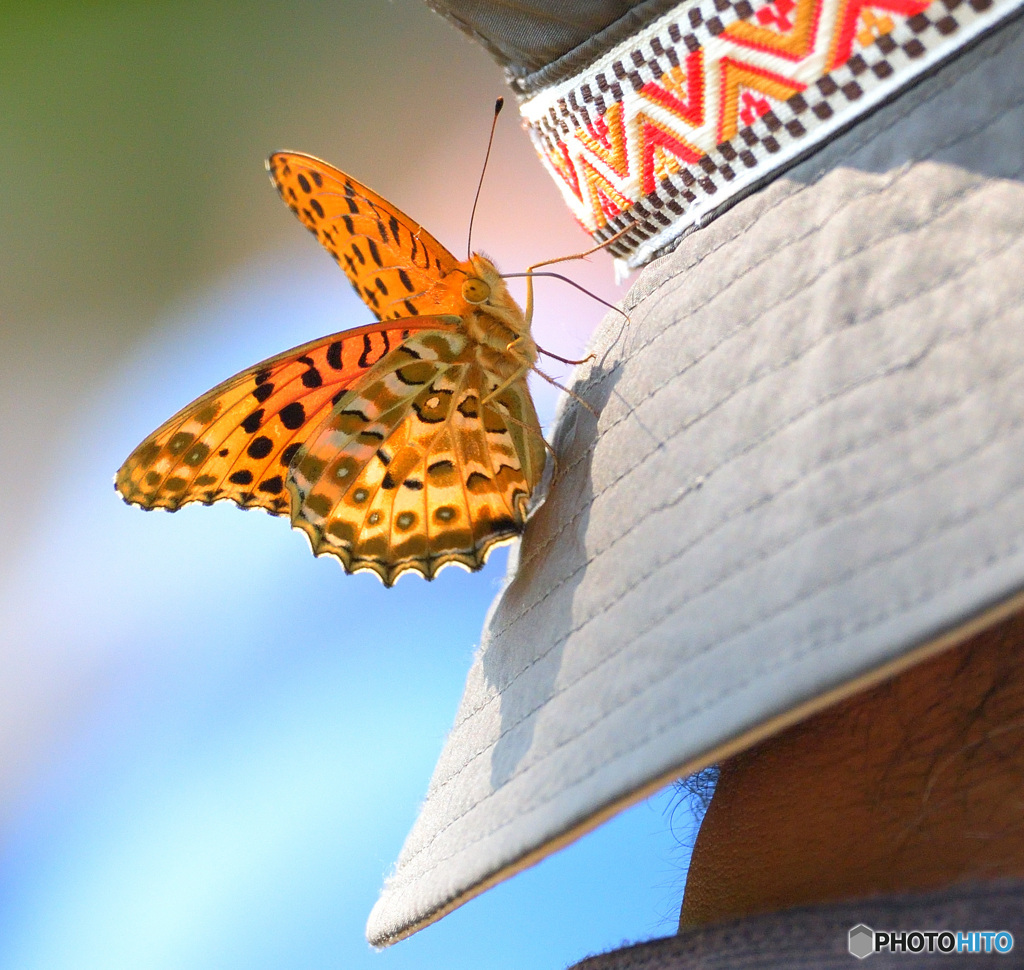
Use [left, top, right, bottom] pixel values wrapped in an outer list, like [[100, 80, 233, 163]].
[[849, 924, 875, 959]]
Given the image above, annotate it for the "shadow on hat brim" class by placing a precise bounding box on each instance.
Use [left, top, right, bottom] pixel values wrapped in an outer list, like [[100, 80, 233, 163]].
[[368, 13, 1024, 947]]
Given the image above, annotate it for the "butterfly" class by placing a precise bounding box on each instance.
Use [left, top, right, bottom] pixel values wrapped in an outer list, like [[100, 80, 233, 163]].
[[116, 151, 549, 586]]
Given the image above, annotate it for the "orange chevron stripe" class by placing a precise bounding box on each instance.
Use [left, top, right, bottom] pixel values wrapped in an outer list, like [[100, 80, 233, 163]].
[[723, 0, 824, 60], [544, 139, 583, 202], [579, 158, 632, 226], [717, 58, 806, 142], [576, 102, 630, 179], [638, 51, 706, 126], [635, 113, 704, 194]]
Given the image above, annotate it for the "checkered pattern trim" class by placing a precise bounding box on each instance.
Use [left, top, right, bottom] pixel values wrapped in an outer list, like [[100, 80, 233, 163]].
[[520, 0, 1024, 268]]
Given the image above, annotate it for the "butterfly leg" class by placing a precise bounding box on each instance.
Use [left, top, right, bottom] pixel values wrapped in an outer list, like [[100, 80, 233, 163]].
[[531, 366, 598, 418], [536, 346, 596, 366], [482, 365, 531, 408], [490, 398, 560, 482]]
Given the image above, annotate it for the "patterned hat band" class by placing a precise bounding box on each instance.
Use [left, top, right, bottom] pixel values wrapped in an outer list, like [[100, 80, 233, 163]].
[[519, 0, 1023, 269]]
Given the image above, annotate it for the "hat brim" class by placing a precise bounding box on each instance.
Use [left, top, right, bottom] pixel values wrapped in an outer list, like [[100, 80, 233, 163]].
[[369, 14, 1024, 947]]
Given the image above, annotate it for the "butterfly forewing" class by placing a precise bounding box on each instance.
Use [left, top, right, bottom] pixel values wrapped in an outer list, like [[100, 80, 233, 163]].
[[116, 319, 459, 516], [288, 330, 545, 585], [268, 152, 468, 322]]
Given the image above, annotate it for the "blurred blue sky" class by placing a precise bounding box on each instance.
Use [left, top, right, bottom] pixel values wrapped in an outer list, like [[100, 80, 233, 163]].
[[0, 260, 693, 969], [0, 3, 695, 967]]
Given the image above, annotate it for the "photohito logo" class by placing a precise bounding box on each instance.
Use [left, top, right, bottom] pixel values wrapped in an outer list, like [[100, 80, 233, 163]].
[[848, 925, 1015, 959]]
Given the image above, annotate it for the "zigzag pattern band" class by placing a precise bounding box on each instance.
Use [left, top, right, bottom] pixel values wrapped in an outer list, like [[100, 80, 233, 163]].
[[519, 0, 1024, 268]]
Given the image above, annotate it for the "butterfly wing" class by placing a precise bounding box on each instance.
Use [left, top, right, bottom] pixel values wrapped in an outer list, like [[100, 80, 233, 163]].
[[287, 330, 547, 585], [116, 318, 460, 516], [268, 152, 467, 322]]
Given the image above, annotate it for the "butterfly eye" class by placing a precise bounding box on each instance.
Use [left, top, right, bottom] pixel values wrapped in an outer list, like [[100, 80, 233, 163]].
[[461, 278, 491, 304]]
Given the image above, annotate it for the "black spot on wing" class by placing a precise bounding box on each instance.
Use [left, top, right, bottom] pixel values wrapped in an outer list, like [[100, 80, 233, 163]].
[[297, 173, 311, 193], [280, 442, 303, 466], [242, 409, 264, 434], [398, 268, 414, 292], [229, 469, 254, 485], [279, 402, 305, 430], [247, 436, 273, 459], [253, 382, 274, 403], [367, 238, 382, 267], [327, 341, 343, 370]]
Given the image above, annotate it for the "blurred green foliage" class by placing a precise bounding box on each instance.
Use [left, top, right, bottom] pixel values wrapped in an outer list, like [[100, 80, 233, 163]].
[[0, 0, 506, 555]]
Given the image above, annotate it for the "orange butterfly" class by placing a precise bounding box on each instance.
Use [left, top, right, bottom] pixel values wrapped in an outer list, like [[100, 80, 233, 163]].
[[116, 151, 550, 586]]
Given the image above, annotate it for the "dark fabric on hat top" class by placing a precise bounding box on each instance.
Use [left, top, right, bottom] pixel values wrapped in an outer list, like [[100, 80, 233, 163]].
[[423, 0, 683, 90]]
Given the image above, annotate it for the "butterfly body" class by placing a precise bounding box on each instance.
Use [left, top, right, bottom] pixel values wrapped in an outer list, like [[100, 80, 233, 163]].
[[117, 153, 548, 586]]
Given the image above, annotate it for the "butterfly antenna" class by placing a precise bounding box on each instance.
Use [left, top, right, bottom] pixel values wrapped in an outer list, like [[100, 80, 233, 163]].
[[467, 97, 504, 260]]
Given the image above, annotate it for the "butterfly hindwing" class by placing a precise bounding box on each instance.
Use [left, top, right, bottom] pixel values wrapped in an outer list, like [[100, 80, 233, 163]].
[[287, 331, 547, 585], [267, 152, 468, 322], [116, 318, 460, 516]]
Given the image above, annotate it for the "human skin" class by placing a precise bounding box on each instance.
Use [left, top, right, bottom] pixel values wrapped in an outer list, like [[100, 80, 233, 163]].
[[680, 611, 1024, 926]]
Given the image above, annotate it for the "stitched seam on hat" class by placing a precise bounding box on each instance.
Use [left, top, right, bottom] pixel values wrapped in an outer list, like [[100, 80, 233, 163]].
[[443, 216, 1021, 754], [420, 258, 1023, 806], [501, 160, 1020, 636], [432, 178, 1020, 795], [379, 31, 1024, 902], [506, 83, 1024, 601], [438, 147, 1020, 744], [396, 480, 1024, 896], [543, 133, 1020, 537], [392, 363, 1024, 888], [400, 234, 1024, 867]]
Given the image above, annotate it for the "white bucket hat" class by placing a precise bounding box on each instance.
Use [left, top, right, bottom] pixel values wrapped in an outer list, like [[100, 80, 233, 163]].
[[369, 0, 1024, 947]]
